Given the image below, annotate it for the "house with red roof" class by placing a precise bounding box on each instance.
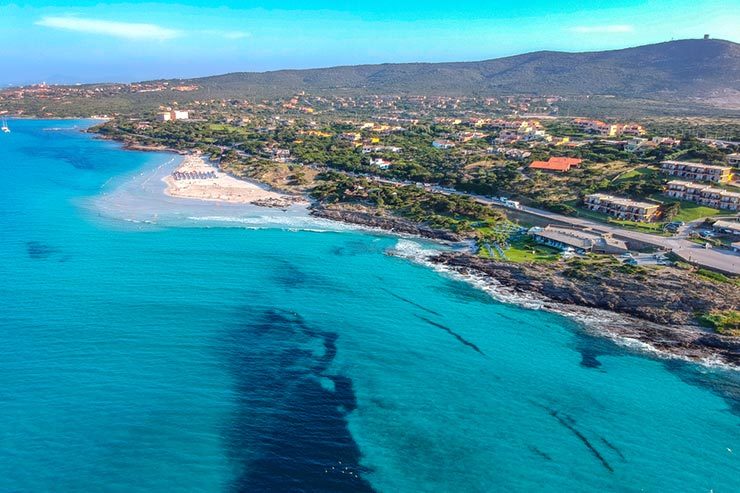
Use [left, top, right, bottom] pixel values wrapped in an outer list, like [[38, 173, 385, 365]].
[[529, 157, 583, 172]]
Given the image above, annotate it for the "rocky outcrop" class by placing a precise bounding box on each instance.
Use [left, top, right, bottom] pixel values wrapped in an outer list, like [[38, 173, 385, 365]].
[[432, 252, 739, 325], [251, 196, 305, 208], [311, 206, 464, 242], [430, 252, 740, 365]]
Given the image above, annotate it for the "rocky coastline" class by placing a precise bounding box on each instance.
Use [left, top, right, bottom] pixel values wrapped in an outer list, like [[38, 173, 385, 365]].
[[90, 127, 740, 367], [310, 205, 465, 242], [429, 251, 740, 367]]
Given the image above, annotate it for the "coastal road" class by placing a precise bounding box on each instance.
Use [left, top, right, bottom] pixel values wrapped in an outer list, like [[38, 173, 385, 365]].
[[356, 174, 740, 275], [508, 202, 740, 275]]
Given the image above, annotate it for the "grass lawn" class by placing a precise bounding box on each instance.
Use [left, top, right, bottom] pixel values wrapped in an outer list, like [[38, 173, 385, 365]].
[[607, 218, 667, 234], [477, 245, 494, 259], [650, 194, 723, 223], [504, 238, 561, 263], [673, 204, 722, 222], [614, 167, 656, 182]]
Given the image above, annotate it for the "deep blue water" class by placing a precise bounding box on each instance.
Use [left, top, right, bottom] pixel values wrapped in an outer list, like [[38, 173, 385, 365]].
[[0, 120, 738, 492]]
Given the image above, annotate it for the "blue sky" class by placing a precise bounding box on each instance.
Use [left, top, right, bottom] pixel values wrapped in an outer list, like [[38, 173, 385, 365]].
[[2, 0, 738, 85]]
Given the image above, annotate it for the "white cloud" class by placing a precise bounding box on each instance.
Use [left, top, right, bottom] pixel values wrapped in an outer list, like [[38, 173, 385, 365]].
[[36, 16, 181, 40], [568, 25, 634, 34]]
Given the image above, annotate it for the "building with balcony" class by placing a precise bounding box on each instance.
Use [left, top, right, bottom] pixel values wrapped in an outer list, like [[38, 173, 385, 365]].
[[584, 194, 661, 222], [660, 161, 733, 183], [666, 180, 740, 210]]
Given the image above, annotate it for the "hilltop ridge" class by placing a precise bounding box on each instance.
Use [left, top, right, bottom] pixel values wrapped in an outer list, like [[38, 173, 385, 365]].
[[177, 38, 739, 102]]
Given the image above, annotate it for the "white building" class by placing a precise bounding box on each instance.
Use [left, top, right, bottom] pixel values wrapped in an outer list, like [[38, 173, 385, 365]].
[[528, 225, 628, 254], [370, 157, 392, 169], [158, 110, 189, 122], [432, 140, 456, 149]]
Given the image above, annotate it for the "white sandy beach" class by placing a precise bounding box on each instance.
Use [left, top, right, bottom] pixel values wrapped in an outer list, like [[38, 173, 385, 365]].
[[163, 154, 303, 207]]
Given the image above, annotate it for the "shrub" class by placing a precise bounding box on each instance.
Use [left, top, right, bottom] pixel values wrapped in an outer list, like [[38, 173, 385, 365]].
[[699, 310, 740, 337]]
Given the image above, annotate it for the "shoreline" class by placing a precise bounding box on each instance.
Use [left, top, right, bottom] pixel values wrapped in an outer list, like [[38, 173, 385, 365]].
[[91, 129, 307, 209], [162, 154, 306, 208], [310, 205, 465, 242], [422, 250, 740, 369], [90, 128, 739, 369]]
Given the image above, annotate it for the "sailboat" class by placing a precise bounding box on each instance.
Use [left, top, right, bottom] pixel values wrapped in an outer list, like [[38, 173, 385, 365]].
[[1, 118, 9, 133]]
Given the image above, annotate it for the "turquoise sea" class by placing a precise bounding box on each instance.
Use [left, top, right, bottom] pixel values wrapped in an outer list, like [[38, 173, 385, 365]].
[[0, 119, 738, 492]]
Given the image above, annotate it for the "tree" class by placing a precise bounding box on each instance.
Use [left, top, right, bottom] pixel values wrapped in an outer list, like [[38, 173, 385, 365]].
[[661, 201, 681, 221]]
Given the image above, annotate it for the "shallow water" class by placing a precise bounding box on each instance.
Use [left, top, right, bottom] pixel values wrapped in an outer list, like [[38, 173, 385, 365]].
[[0, 120, 738, 492]]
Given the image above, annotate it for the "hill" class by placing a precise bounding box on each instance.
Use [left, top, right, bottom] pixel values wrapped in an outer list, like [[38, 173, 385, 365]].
[[2, 38, 739, 117], [182, 39, 739, 102]]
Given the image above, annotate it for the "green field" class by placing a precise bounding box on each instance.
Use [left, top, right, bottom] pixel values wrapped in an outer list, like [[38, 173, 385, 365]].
[[613, 167, 656, 182], [503, 237, 561, 263], [651, 194, 723, 223]]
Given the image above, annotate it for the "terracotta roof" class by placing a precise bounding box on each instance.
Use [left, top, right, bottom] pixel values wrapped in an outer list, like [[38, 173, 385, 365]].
[[529, 157, 583, 172]]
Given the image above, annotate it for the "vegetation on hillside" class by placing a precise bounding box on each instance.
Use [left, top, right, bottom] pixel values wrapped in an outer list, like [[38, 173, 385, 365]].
[[700, 310, 740, 337]]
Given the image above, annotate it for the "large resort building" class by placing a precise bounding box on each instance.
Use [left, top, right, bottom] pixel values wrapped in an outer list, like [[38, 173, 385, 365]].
[[529, 225, 629, 255], [666, 181, 740, 211], [584, 194, 661, 222], [660, 160, 733, 183]]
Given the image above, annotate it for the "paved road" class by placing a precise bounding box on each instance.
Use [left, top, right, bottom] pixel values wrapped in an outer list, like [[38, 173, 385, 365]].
[[420, 181, 740, 275], [313, 168, 740, 274], [511, 202, 740, 275]]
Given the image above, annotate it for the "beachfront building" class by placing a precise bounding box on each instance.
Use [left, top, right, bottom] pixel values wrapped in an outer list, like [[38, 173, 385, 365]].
[[158, 110, 189, 121], [665, 180, 740, 210], [584, 193, 661, 222], [712, 220, 740, 236], [529, 157, 583, 172], [660, 161, 733, 183], [528, 225, 629, 255]]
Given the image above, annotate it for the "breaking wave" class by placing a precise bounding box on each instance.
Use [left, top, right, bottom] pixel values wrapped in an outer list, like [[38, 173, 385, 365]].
[[388, 239, 738, 371]]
